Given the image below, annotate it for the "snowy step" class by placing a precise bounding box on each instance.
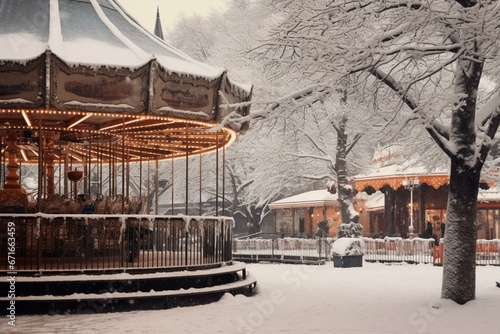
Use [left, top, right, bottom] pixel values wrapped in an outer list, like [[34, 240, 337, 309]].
[[5, 261, 248, 283], [233, 253, 326, 265], [0, 261, 250, 297], [0, 261, 256, 314], [4, 273, 256, 302]]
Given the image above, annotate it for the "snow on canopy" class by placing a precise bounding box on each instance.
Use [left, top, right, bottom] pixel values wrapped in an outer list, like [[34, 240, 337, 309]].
[[0, 0, 220, 76], [351, 144, 449, 193], [0, 0, 252, 129], [268, 189, 338, 209]]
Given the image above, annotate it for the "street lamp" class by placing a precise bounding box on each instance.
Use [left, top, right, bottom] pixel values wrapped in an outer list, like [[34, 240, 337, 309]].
[[402, 176, 419, 238]]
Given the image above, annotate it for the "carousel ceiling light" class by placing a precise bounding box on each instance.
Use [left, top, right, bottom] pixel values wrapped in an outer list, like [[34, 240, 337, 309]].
[[99, 119, 141, 131], [21, 110, 32, 126], [69, 154, 83, 162], [67, 114, 92, 129], [20, 149, 28, 161]]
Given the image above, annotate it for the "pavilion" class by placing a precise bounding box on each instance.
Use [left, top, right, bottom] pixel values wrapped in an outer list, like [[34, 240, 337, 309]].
[[352, 146, 499, 240], [268, 189, 341, 238], [267, 145, 500, 241]]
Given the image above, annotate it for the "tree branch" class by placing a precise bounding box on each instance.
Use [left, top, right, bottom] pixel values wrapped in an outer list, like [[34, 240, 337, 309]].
[[367, 66, 453, 154], [345, 133, 363, 156], [454, 0, 478, 8], [478, 107, 500, 167]]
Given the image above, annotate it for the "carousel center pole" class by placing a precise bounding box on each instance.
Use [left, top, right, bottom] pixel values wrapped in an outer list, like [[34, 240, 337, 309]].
[[44, 131, 56, 196], [2, 131, 26, 194], [0, 130, 27, 212]]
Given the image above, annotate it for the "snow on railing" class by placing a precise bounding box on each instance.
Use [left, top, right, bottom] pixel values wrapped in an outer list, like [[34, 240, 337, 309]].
[[362, 237, 435, 264], [233, 237, 333, 263], [476, 239, 500, 266], [233, 237, 500, 266]]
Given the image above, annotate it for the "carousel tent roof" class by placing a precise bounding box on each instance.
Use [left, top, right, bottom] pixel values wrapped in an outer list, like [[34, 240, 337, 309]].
[[353, 162, 493, 194], [0, 0, 223, 78], [0, 0, 252, 163]]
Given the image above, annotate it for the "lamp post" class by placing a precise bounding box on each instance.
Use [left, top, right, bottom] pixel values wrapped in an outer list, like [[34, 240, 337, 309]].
[[402, 177, 419, 238]]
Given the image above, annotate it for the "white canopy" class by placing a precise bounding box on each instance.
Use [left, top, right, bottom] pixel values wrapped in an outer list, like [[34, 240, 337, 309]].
[[269, 190, 339, 209], [1, 0, 221, 78]]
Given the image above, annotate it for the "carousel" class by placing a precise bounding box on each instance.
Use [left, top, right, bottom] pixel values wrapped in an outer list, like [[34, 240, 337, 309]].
[[0, 0, 255, 314]]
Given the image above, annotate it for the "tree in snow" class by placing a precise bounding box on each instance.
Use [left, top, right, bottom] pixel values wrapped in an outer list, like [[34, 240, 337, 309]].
[[169, 1, 323, 232], [170, 0, 389, 238], [168, 1, 285, 232], [223, 0, 500, 304]]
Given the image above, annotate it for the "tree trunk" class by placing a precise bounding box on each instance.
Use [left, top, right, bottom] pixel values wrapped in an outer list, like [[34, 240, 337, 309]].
[[336, 117, 351, 227], [440, 55, 483, 304], [441, 160, 480, 304], [335, 115, 361, 238]]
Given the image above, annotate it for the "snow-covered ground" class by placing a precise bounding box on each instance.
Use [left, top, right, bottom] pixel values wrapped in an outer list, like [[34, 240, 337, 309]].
[[7, 262, 500, 334]]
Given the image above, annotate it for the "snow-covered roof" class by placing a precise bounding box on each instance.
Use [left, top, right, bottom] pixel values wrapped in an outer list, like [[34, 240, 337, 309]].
[[0, 0, 252, 164], [0, 0, 221, 77], [351, 160, 451, 193], [354, 162, 448, 180], [269, 189, 339, 209], [0, 0, 252, 131], [478, 187, 500, 202]]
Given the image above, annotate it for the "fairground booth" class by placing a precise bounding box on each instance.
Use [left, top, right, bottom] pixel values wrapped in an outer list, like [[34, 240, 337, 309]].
[[0, 0, 256, 314], [352, 147, 499, 240]]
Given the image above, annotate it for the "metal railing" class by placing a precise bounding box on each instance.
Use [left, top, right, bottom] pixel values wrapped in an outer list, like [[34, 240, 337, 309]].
[[233, 236, 500, 266], [476, 239, 500, 266], [0, 214, 233, 272], [233, 236, 333, 263], [362, 237, 435, 264], [363, 237, 500, 265]]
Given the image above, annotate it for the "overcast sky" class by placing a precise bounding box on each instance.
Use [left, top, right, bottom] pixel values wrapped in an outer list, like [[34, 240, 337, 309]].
[[118, 0, 229, 35]]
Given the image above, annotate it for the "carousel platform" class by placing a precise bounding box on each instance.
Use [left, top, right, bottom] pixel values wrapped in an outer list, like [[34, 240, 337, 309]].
[[0, 214, 257, 314], [0, 261, 256, 314]]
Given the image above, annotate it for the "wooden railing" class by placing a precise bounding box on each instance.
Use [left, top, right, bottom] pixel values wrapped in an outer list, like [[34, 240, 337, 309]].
[[0, 214, 233, 272]]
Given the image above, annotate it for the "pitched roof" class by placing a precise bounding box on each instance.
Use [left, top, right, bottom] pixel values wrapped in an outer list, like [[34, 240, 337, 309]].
[[269, 190, 338, 209], [0, 0, 221, 78]]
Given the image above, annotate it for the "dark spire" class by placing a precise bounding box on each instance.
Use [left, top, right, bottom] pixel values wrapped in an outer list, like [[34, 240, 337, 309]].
[[154, 6, 164, 40]]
